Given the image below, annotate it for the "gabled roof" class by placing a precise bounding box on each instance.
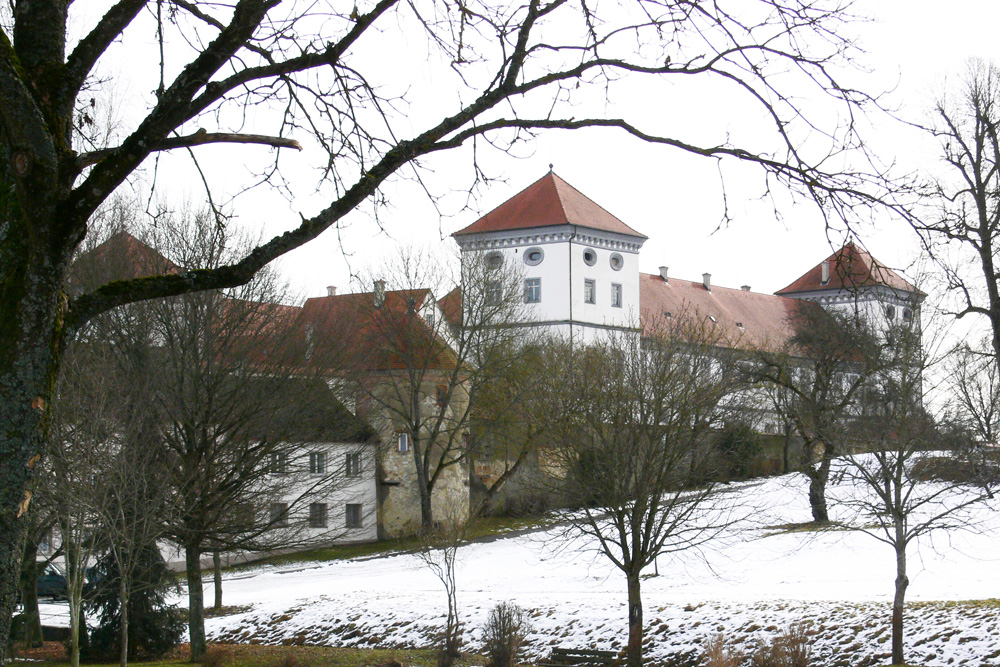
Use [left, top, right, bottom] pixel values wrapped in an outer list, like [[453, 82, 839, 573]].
[[244, 376, 375, 443], [72, 230, 178, 288], [438, 287, 463, 329], [452, 172, 647, 239], [298, 288, 457, 371], [640, 274, 808, 351], [776, 242, 923, 296]]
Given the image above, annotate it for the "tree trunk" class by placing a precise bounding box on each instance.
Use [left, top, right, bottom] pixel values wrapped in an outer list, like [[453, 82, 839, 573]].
[[185, 544, 206, 662], [892, 534, 909, 665], [626, 573, 643, 667], [0, 170, 73, 664], [806, 448, 833, 523], [19, 541, 43, 648], [119, 575, 130, 667], [213, 551, 223, 612]]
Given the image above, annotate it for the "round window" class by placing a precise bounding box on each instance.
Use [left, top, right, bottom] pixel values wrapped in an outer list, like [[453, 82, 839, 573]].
[[486, 251, 503, 270], [524, 247, 544, 266], [609, 253, 624, 271], [885, 305, 895, 320], [583, 248, 597, 266]]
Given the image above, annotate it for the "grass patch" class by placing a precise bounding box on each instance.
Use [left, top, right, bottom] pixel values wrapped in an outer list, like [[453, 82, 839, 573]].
[[230, 514, 553, 571], [762, 521, 848, 535], [10, 643, 488, 667]]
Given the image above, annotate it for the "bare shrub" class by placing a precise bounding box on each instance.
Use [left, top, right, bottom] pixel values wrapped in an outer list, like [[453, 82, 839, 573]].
[[702, 632, 745, 667], [481, 602, 532, 667], [200, 646, 230, 667], [749, 623, 811, 667]]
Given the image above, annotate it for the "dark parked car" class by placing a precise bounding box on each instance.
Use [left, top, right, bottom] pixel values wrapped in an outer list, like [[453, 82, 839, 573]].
[[36, 564, 67, 600]]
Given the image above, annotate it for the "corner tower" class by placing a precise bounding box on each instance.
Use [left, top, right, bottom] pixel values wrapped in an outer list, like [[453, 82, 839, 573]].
[[452, 172, 647, 343], [776, 242, 925, 330]]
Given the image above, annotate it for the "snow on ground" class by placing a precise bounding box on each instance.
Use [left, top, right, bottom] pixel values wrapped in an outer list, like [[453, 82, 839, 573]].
[[41, 462, 1000, 665]]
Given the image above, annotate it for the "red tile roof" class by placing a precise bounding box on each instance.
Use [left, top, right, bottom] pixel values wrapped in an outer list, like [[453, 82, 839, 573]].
[[452, 172, 647, 239], [73, 230, 178, 287], [640, 273, 810, 351], [298, 289, 456, 371], [438, 287, 463, 328], [776, 242, 923, 296]]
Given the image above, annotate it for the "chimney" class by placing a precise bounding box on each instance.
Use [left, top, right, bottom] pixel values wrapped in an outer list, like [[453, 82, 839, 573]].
[[821, 261, 830, 284], [741, 285, 751, 292], [326, 285, 337, 297], [702, 272, 712, 292], [374, 279, 386, 308], [659, 266, 669, 282]]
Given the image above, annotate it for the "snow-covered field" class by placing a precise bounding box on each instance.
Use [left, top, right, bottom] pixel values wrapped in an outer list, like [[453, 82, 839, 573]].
[[43, 464, 1000, 665]]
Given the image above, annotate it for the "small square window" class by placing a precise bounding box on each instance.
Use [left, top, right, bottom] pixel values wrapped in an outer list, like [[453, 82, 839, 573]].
[[269, 502, 289, 527], [524, 278, 541, 304], [345, 451, 362, 477], [398, 432, 410, 453], [309, 451, 326, 475], [584, 279, 596, 304], [611, 283, 622, 308], [309, 503, 327, 528], [345, 503, 363, 529]]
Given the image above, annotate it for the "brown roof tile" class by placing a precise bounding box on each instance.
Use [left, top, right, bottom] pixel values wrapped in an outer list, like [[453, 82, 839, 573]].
[[640, 273, 808, 351], [776, 242, 923, 296], [452, 172, 647, 239]]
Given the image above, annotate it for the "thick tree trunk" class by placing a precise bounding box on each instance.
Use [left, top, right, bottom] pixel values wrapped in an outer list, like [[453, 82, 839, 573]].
[[213, 551, 223, 612], [806, 448, 833, 523], [0, 178, 73, 664], [892, 537, 909, 665], [185, 544, 206, 662], [626, 573, 643, 667]]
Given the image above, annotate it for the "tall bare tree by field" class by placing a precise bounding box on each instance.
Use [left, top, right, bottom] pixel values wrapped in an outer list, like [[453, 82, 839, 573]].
[[543, 316, 744, 667], [838, 321, 992, 666], [0, 0, 903, 650], [70, 213, 375, 661], [752, 302, 884, 523]]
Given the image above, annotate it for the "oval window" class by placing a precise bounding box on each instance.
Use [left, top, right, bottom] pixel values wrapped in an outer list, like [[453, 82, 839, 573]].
[[524, 247, 544, 266], [486, 251, 503, 270], [583, 248, 597, 266], [610, 252, 624, 271]]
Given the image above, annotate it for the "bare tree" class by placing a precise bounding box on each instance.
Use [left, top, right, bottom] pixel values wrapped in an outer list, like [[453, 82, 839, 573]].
[[913, 59, 1000, 365], [752, 302, 884, 523], [0, 0, 899, 652], [317, 248, 532, 532], [839, 322, 992, 666], [542, 316, 743, 667]]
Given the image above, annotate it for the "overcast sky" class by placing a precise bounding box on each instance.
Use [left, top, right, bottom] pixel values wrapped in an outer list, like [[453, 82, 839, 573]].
[[105, 0, 1000, 304]]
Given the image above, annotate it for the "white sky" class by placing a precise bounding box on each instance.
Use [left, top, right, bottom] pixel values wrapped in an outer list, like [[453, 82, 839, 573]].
[[91, 0, 1000, 304]]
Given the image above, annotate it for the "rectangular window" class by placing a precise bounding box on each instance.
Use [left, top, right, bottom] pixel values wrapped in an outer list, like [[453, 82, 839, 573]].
[[309, 451, 327, 475], [611, 283, 623, 308], [584, 279, 596, 304], [345, 503, 363, 529], [486, 280, 501, 306], [524, 278, 541, 303], [397, 431, 410, 453], [436, 384, 448, 406], [345, 451, 362, 477], [268, 452, 287, 475], [309, 503, 328, 528], [269, 502, 289, 527]]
